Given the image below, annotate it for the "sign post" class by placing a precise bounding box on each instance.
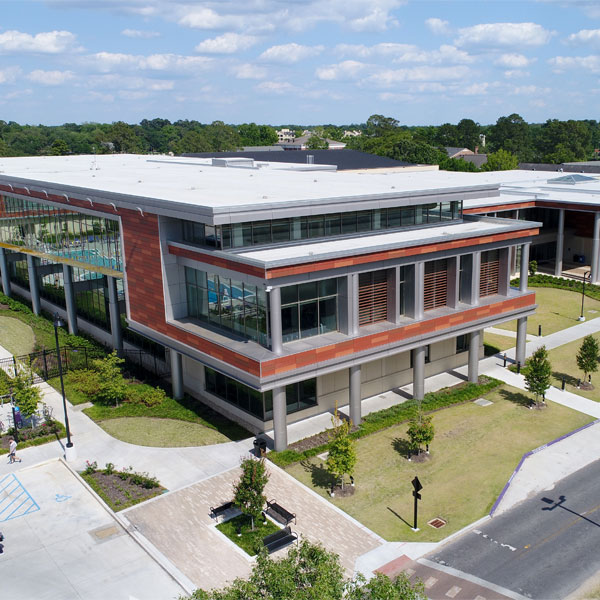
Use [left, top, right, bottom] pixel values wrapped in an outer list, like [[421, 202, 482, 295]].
[[411, 476, 422, 531]]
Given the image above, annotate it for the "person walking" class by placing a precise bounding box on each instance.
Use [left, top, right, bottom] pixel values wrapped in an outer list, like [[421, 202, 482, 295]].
[[8, 437, 21, 464]]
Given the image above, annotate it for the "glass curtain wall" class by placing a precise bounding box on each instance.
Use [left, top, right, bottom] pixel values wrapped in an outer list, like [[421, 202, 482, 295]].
[[183, 201, 462, 250], [185, 266, 268, 345], [0, 195, 122, 271], [281, 280, 338, 342]]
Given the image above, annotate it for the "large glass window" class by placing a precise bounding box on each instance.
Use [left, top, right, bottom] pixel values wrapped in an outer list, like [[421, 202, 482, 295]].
[[0, 195, 122, 271], [205, 367, 317, 420], [185, 266, 268, 345], [192, 201, 463, 251], [281, 279, 338, 343]]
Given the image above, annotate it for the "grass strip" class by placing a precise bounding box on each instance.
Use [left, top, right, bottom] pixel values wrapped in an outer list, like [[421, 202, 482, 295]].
[[269, 376, 502, 468]]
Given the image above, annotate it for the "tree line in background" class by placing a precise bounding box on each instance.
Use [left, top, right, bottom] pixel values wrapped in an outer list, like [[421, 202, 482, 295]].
[[0, 113, 598, 169]]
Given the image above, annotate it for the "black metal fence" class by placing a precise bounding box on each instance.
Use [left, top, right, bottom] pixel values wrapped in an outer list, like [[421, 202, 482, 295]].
[[0, 346, 169, 385]]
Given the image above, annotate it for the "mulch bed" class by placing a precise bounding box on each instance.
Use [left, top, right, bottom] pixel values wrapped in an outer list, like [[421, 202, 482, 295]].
[[0, 304, 10, 310], [83, 471, 165, 510], [330, 485, 355, 497], [288, 423, 360, 454], [408, 451, 431, 463]]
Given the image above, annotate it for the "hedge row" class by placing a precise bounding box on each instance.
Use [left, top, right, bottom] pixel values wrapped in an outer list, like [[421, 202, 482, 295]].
[[269, 375, 502, 467], [513, 274, 600, 301]]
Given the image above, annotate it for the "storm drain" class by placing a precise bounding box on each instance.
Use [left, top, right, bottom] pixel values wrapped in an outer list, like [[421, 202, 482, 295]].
[[427, 517, 447, 529]]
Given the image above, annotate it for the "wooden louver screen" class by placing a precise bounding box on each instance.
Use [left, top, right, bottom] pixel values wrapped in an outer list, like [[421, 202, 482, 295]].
[[424, 259, 448, 311], [359, 271, 388, 325], [480, 250, 500, 297]]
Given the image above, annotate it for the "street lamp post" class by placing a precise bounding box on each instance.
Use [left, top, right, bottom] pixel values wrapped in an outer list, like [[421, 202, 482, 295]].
[[579, 271, 591, 322], [53, 313, 75, 459]]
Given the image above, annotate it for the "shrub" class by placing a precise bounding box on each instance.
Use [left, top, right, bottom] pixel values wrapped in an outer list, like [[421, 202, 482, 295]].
[[70, 369, 101, 397], [84, 460, 98, 475], [125, 384, 166, 407], [104, 462, 115, 475], [91, 352, 128, 405]]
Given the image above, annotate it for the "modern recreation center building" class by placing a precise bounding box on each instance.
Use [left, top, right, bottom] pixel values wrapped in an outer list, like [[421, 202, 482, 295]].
[[0, 154, 544, 450]]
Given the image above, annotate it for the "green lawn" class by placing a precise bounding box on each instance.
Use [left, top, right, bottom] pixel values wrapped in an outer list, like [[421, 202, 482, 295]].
[[545, 333, 600, 401], [0, 316, 35, 356], [216, 514, 280, 556], [483, 332, 515, 355], [98, 416, 234, 447], [286, 385, 592, 542], [498, 287, 600, 336]]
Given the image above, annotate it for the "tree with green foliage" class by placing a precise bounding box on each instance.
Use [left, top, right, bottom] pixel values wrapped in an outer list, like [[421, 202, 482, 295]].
[[364, 114, 399, 137], [233, 457, 269, 531], [524, 345, 552, 408], [456, 118, 481, 151], [92, 351, 128, 405], [490, 113, 532, 159], [576, 335, 599, 385], [326, 416, 356, 490], [481, 149, 519, 171], [306, 134, 329, 150], [12, 372, 42, 417], [182, 540, 425, 600], [406, 412, 434, 456]]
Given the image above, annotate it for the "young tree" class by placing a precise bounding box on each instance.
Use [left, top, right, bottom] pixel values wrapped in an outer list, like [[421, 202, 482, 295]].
[[576, 335, 599, 385], [233, 457, 269, 531], [12, 373, 42, 417], [406, 412, 434, 456], [524, 345, 552, 408], [92, 351, 128, 406], [481, 149, 519, 171], [326, 416, 357, 490], [183, 540, 426, 600]]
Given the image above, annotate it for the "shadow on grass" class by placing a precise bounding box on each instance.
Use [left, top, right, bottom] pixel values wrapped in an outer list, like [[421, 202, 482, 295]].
[[387, 506, 413, 528], [300, 459, 337, 490], [392, 437, 412, 459], [484, 343, 501, 357], [553, 371, 579, 388], [498, 387, 532, 408]]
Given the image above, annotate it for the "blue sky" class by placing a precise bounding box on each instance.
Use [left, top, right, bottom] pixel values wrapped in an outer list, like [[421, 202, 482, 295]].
[[1, 0, 600, 126]]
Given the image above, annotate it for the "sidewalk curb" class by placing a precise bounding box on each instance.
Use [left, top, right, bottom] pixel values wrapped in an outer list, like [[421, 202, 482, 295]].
[[489, 418, 600, 516]]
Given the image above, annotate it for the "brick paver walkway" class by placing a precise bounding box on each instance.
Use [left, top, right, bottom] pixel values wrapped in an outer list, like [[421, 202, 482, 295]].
[[123, 461, 382, 591]]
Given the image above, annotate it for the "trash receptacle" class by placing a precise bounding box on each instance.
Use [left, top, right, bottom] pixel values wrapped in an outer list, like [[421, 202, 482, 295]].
[[253, 437, 267, 457]]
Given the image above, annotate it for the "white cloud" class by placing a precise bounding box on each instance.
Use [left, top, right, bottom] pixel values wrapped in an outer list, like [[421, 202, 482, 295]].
[[494, 53, 536, 68], [566, 29, 600, 47], [259, 43, 324, 64], [549, 54, 600, 73], [256, 81, 297, 94], [87, 52, 212, 73], [504, 70, 530, 78], [27, 69, 75, 85], [379, 92, 415, 101], [510, 85, 551, 95], [458, 82, 490, 95], [85, 73, 175, 91], [0, 30, 79, 54], [0, 66, 21, 84], [366, 65, 471, 87], [121, 29, 160, 38], [455, 23, 553, 48], [195, 33, 258, 54], [425, 18, 450, 35], [231, 63, 267, 79], [335, 42, 474, 65], [316, 60, 367, 81]]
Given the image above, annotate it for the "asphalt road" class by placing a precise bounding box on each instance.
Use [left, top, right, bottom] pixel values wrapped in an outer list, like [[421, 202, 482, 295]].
[[430, 458, 600, 599]]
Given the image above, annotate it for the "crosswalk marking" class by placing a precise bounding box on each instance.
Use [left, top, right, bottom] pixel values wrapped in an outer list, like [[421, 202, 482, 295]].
[[425, 576, 438, 589], [446, 585, 462, 598]]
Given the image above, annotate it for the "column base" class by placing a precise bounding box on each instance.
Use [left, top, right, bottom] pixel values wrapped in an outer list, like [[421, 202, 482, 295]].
[[65, 445, 77, 462], [578, 316, 586, 322]]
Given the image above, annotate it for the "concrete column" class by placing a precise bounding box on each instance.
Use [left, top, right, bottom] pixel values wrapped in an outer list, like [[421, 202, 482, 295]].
[[468, 330, 481, 383], [471, 251, 481, 306], [107, 275, 123, 354], [269, 287, 283, 355], [412, 346, 425, 401], [447, 257, 459, 309], [516, 317, 527, 367], [520, 243, 530, 292], [387, 267, 401, 324], [555, 208, 565, 277], [414, 262, 424, 320], [350, 273, 359, 335], [62, 264, 78, 335], [349, 365, 362, 426], [272, 386, 287, 451], [0, 248, 11, 297], [170, 350, 184, 400], [26, 255, 41, 315], [592, 213, 600, 284]]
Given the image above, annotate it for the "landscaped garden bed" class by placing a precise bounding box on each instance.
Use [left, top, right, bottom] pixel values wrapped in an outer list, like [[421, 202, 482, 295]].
[[80, 461, 166, 511], [216, 514, 280, 556], [285, 384, 593, 543], [0, 419, 66, 454]]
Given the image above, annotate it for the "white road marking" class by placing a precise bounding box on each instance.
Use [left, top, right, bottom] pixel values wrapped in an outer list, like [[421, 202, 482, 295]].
[[473, 528, 516, 551]]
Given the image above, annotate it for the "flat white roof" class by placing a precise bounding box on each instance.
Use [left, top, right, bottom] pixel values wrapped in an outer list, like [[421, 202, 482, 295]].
[[235, 218, 533, 266], [0, 154, 554, 214]]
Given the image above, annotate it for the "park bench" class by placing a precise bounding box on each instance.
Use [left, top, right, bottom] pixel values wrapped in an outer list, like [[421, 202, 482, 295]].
[[263, 499, 296, 526], [262, 526, 298, 554], [210, 501, 234, 520]]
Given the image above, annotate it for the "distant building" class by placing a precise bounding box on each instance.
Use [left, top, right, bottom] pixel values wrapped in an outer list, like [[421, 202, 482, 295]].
[[278, 134, 346, 151], [343, 130, 362, 138], [276, 129, 296, 143], [445, 147, 488, 169]]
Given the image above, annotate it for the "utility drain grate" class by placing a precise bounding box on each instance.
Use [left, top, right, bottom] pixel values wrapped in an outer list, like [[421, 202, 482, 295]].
[[427, 518, 447, 529]]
